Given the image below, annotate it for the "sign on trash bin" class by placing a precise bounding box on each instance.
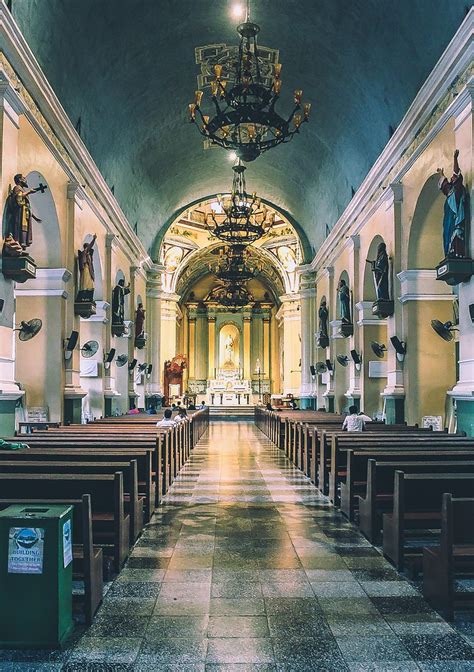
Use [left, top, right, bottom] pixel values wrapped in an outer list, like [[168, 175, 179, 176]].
[[7, 527, 45, 574]]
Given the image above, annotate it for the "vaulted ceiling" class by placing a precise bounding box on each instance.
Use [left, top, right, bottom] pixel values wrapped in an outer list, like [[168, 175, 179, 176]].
[[12, 0, 468, 259]]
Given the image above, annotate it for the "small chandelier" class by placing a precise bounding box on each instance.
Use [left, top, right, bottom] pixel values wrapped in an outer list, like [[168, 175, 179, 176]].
[[217, 281, 253, 310], [210, 244, 262, 282], [188, 1, 310, 162], [206, 161, 274, 244]]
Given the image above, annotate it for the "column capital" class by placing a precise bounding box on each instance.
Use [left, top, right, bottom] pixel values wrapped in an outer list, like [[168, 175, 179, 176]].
[[347, 234, 360, 251], [320, 266, 334, 280], [187, 302, 199, 320], [388, 181, 404, 205], [67, 180, 86, 204], [105, 233, 119, 250]]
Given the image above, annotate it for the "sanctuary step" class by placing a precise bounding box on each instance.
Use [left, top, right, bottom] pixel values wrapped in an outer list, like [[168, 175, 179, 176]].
[[209, 405, 255, 419]]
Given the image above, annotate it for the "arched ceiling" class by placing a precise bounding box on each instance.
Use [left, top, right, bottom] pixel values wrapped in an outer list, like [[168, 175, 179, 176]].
[[11, 0, 468, 258]]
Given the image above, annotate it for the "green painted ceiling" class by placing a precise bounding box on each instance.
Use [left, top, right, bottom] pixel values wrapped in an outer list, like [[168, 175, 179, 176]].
[[12, 0, 468, 259]]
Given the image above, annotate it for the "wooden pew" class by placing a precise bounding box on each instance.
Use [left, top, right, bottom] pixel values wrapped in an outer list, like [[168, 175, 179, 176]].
[[356, 455, 474, 542], [383, 471, 474, 571], [0, 459, 143, 544], [423, 493, 474, 619], [0, 494, 103, 624], [0, 472, 130, 572], [0, 447, 156, 522], [327, 433, 473, 502]]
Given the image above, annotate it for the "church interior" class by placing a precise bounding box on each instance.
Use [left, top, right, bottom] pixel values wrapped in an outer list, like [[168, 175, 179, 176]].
[[0, 0, 474, 667]]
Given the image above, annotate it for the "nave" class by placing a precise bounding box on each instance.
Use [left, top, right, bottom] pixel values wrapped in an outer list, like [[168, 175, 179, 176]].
[[11, 421, 471, 671]]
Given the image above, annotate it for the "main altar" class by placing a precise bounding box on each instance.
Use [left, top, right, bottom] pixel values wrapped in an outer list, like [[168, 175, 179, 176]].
[[206, 368, 252, 405]]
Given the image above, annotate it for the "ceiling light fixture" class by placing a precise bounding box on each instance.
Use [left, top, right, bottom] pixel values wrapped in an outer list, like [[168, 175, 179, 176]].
[[189, 0, 310, 162], [205, 160, 274, 244]]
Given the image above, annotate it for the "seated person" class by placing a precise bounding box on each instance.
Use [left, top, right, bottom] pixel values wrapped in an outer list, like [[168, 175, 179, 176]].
[[199, 400, 206, 409], [188, 403, 196, 410], [266, 402, 274, 411], [342, 405, 365, 432], [156, 408, 176, 427], [358, 410, 372, 423], [146, 405, 157, 415], [128, 404, 140, 415], [175, 408, 188, 423], [289, 399, 298, 410]]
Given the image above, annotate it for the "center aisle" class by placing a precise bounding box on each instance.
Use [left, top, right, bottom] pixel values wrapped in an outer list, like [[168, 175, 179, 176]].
[[72, 421, 473, 670]]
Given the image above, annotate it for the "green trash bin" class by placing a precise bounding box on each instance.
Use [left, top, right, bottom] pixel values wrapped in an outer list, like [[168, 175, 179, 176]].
[[0, 504, 74, 648]]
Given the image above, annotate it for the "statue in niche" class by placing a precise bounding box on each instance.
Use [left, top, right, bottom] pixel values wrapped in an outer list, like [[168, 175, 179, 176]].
[[3, 174, 47, 254], [337, 278, 351, 324], [317, 298, 329, 348], [437, 150, 467, 259], [224, 334, 234, 364], [76, 234, 97, 302], [135, 303, 146, 339], [366, 242, 390, 301], [112, 278, 130, 326]]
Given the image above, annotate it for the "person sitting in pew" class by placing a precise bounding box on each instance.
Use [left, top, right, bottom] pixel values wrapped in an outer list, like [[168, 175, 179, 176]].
[[358, 410, 372, 423], [146, 405, 157, 415], [199, 400, 206, 409], [175, 408, 188, 423], [156, 409, 176, 427], [342, 405, 366, 432], [128, 404, 140, 415]]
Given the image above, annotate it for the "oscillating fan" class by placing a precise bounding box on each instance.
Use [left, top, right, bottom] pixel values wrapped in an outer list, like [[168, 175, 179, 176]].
[[371, 341, 387, 358], [80, 340, 99, 358], [336, 354, 349, 367], [431, 320, 456, 342], [116, 354, 128, 367], [316, 362, 327, 374], [16, 319, 42, 341]]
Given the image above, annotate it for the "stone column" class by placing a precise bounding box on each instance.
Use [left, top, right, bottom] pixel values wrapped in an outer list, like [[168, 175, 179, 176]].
[[160, 293, 181, 372], [262, 305, 272, 388], [448, 80, 474, 434], [322, 266, 335, 411], [399, 269, 456, 426], [0, 74, 25, 433], [243, 310, 252, 379], [345, 235, 362, 408], [207, 304, 217, 379], [382, 183, 406, 423], [187, 303, 198, 380], [276, 294, 301, 396], [299, 269, 317, 408], [63, 181, 87, 422], [103, 234, 120, 414], [145, 263, 164, 398], [195, 306, 208, 382]]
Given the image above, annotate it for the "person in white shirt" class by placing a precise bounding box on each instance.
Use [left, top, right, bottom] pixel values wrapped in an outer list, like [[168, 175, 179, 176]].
[[358, 411, 372, 423], [156, 409, 176, 428], [342, 405, 366, 432], [175, 408, 188, 423]]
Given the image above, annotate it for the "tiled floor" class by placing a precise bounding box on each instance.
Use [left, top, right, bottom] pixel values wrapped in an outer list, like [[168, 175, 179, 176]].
[[2, 420, 474, 671]]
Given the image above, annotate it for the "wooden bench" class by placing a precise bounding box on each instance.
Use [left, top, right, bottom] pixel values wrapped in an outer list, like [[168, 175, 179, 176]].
[[383, 471, 474, 571], [423, 493, 474, 620], [327, 433, 473, 502], [356, 455, 474, 542], [0, 459, 143, 544], [0, 472, 130, 573]]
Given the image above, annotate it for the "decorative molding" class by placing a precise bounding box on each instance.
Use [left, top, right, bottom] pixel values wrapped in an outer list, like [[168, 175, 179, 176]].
[[398, 269, 456, 303], [355, 301, 388, 326], [14, 267, 72, 299]]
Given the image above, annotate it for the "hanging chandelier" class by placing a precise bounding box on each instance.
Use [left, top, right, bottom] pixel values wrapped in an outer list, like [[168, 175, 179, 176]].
[[188, 1, 311, 162], [210, 244, 262, 282], [216, 281, 253, 309], [206, 161, 274, 244]]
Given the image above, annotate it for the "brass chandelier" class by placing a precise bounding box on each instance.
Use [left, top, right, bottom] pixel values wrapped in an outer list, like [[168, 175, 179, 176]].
[[205, 161, 274, 244], [210, 244, 262, 283], [189, 1, 310, 162]]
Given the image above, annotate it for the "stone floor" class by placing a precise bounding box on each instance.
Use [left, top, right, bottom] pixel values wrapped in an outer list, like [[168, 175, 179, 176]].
[[2, 420, 474, 671]]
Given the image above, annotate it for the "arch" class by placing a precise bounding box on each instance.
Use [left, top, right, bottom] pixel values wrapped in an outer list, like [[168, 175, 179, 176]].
[[150, 194, 313, 264], [363, 234, 387, 302], [408, 174, 445, 269]]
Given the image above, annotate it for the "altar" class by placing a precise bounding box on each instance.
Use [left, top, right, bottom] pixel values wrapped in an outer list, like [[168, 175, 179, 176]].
[[206, 368, 252, 406]]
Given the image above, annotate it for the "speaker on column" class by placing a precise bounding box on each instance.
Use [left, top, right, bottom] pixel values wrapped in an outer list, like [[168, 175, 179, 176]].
[[310, 365, 316, 376]]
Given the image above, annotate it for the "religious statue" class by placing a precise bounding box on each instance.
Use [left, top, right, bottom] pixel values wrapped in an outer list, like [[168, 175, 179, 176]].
[[319, 299, 329, 337], [3, 174, 47, 254], [224, 334, 234, 364], [112, 278, 130, 325], [366, 242, 390, 301], [76, 234, 97, 302], [437, 150, 467, 259], [337, 278, 351, 324], [135, 303, 146, 338]]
